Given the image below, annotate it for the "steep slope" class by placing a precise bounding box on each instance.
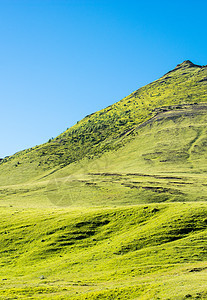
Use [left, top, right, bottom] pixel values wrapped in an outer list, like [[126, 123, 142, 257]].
[[0, 60, 207, 186], [2, 103, 207, 208], [43, 103, 207, 206]]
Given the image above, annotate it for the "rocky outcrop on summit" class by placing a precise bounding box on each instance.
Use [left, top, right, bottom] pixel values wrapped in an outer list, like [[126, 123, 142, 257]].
[[165, 60, 207, 76]]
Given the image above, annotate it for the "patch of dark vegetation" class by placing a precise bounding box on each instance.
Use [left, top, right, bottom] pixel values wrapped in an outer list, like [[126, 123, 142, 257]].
[[115, 209, 207, 255], [73, 233, 93, 240], [170, 181, 192, 185], [43, 247, 63, 253], [151, 208, 159, 213], [125, 173, 184, 180], [188, 267, 207, 272], [163, 220, 207, 243], [42, 217, 111, 254], [198, 77, 207, 83], [50, 241, 74, 247], [85, 182, 97, 186], [88, 172, 123, 177], [142, 152, 163, 160], [45, 231, 96, 253], [121, 182, 183, 195], [45, 225, 68, 235], [142, 186, 183, 195], [153, 175, 183, 180], [184, 294, 192, 298], [17, 224, 33, 229], [75, 219, 110, 228], [125, 173, 152, 177]]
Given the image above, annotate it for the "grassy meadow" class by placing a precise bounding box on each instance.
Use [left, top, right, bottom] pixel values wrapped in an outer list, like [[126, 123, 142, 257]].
[[0, 61, 207, 299], [0, 203, 207, 299]]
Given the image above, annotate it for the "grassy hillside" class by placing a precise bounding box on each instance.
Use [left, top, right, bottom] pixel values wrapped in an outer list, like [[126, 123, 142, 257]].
[[1, 61, 207, 299], [0, 60, 207, 185], [1, 103, 207, 208], [0, 203, 206, 299]]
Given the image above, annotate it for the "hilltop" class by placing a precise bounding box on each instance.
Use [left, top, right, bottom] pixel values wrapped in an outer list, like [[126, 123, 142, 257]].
[[0, 60, 207, 186]]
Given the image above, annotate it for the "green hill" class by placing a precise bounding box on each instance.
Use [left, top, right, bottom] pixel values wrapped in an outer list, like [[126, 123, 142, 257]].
[[0, 60, 207, 186], [0, 60, 207, 299]]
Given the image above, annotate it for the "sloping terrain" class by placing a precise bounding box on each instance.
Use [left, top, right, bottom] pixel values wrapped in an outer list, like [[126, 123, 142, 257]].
[[1, 103, 207, 208], [0, 203, 206, 299], [0, 60, 207, 186], [0, 61, 207, 299]]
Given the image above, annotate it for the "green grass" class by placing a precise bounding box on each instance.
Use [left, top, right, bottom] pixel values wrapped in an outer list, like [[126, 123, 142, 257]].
[[1, 103, 207, 209], [0, 203, 206, 299], [0, 60, 207, 186], [1, 61, 207, 299]]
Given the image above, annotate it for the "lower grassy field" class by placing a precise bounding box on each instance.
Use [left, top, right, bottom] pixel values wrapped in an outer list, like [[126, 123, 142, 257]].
[[0, 203, 206, 299]]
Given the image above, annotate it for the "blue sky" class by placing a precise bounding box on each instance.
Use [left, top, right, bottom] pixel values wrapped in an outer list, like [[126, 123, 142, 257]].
[[0, 0, 207, 158]]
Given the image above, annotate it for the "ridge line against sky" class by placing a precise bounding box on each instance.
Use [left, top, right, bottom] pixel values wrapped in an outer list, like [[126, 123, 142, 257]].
[[0, 0, 207, 158]]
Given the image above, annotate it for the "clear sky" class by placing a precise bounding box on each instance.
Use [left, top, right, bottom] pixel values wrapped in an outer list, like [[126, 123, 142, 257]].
[[0, 0, 207, 158]]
